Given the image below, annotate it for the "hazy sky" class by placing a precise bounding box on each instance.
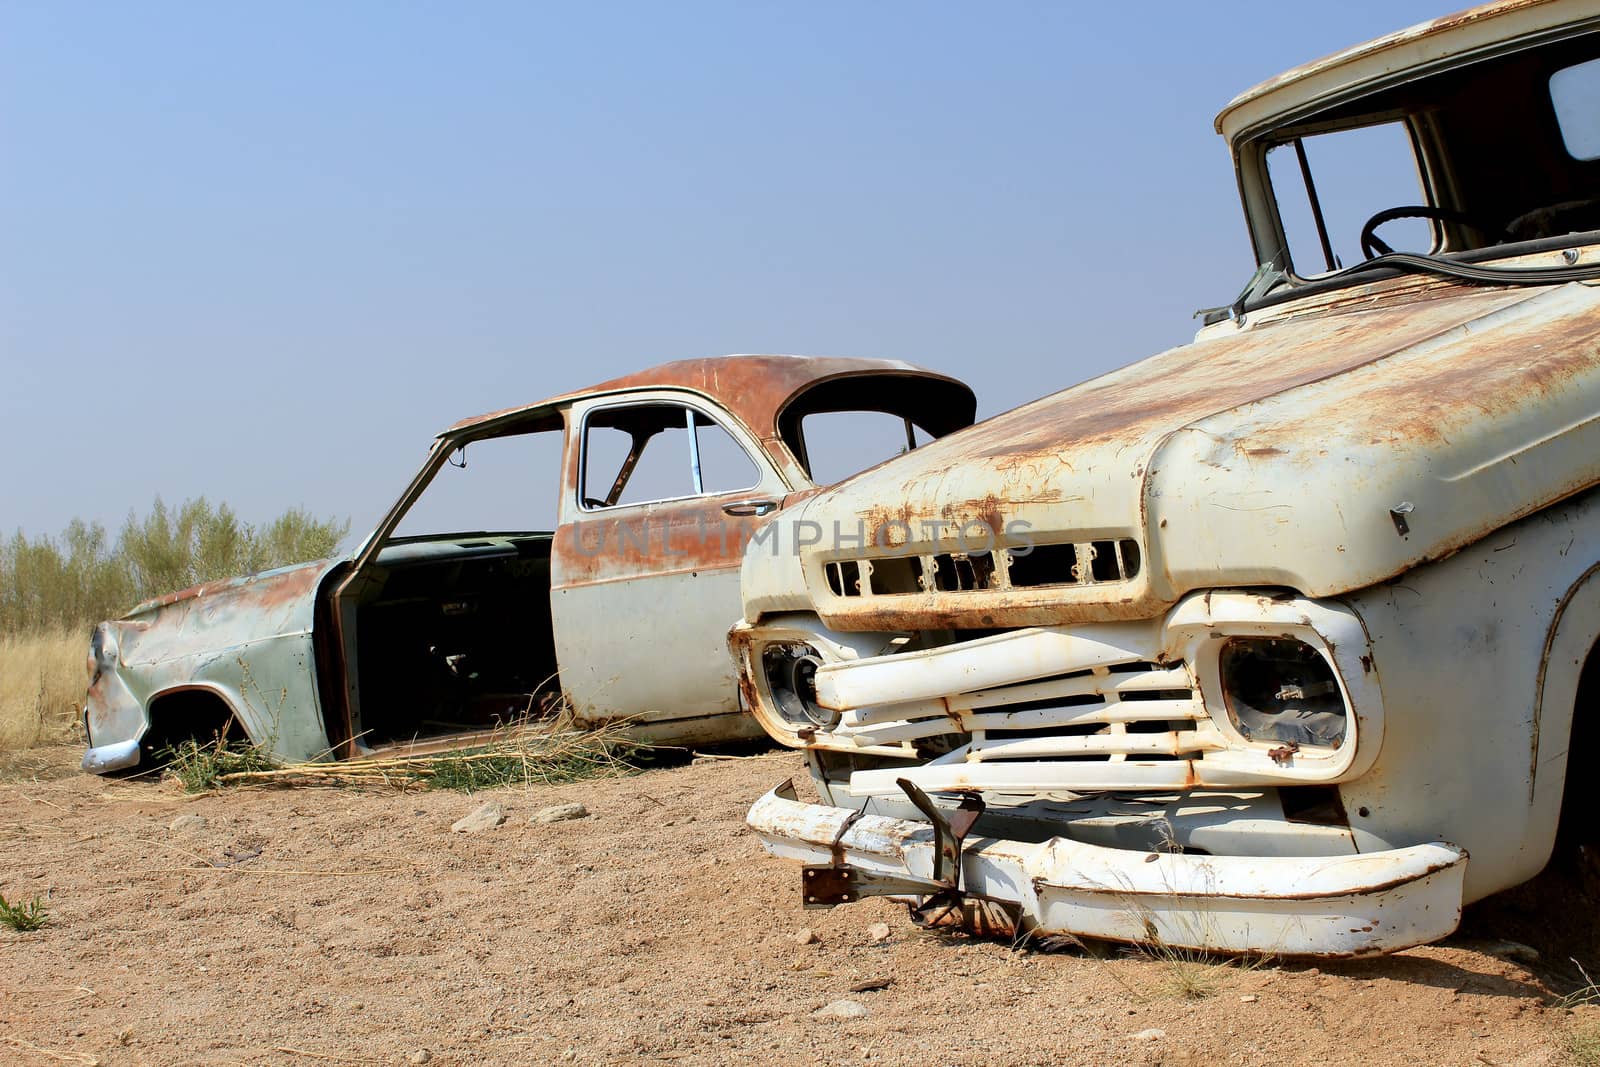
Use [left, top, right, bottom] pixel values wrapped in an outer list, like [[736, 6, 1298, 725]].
[[2, 1, 1457, 543]]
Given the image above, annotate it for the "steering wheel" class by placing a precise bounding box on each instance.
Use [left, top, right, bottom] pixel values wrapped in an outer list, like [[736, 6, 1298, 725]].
[[1360, 205, 1509, 260]]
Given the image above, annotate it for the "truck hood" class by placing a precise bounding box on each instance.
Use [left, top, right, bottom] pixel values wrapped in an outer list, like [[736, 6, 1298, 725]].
[[752, 282, 1600, 630]]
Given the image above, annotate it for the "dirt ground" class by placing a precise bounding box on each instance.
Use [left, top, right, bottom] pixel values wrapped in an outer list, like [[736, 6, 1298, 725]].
[[2, 743, 1597, 1067]]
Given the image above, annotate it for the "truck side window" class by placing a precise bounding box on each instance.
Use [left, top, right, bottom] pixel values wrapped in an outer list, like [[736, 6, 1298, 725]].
[[581, 402, 759, 509], [1551, 57, 1600, 160]]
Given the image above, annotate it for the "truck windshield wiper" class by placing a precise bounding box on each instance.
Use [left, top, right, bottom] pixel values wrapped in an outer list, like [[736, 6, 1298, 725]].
[[1332, 250, 1600, 287], [1210, 249, 1600, 322]]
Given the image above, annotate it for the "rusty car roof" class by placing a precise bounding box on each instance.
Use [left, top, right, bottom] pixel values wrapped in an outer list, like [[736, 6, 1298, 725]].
[[1214, 0, 1592, 142], [444, 353, 972, 438]]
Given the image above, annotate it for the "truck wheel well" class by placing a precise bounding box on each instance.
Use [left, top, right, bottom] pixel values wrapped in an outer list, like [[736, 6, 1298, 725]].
[[141, 689, 247, 762], [1557, 639, 1600, 846]]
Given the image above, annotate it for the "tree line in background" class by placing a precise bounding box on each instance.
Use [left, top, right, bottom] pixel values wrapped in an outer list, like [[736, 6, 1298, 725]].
[[0, 497, 350, 635]]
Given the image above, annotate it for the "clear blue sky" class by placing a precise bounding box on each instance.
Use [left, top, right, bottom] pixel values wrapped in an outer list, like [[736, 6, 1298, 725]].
[[1, 1, 1457, 542]]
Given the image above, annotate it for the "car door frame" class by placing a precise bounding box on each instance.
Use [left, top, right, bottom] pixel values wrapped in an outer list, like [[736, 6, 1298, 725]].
[[323, 403, 569, 756], [549, 387, 792, 736]]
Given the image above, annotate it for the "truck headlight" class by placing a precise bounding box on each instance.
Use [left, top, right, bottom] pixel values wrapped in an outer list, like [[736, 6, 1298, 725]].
[[1218, 637, 1346, 748], [761, 643, 838, 730]]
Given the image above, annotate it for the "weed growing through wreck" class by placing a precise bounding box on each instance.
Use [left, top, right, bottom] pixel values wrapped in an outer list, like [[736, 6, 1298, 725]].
[[0, 892, 49, 932], [160, 735, 278, 793]]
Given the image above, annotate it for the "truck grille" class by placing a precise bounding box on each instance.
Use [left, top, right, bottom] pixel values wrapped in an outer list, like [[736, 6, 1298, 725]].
[[832, 658, 1216, 762]]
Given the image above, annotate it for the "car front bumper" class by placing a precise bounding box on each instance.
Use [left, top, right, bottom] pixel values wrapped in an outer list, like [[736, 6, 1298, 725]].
[[748, 780, 1468, 958], [81, 738, 141, 774]]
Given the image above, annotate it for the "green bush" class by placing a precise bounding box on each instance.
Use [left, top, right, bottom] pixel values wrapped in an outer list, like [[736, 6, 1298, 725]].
[[0, 497, 349, 635]]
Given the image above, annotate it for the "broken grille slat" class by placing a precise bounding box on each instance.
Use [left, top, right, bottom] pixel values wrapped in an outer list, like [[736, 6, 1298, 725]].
[[965, 724, 1225, 762], [837, 697, 1202, 746], [848, 760, 1201, 796], [957, 666, 1192, 710]]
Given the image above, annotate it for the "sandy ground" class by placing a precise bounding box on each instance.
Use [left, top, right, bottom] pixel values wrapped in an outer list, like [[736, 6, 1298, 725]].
[[2, 742, 1596, 1067]]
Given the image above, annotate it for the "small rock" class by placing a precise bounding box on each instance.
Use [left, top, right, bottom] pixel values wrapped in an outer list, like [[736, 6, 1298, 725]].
[[813, 999, 869, 1020], [409, 1051, 432, 1065], [1130, 1028, 1167, 1042], [849, 977, 892, 993], [866, 922, 892, 943], [1239, 994, 1259, 1003], [1483, 939, 1541, 965], [451, 802, 506, 833], [169, 814, 206, 833], [794, 927, 820, 946], [533, 803, 589, 824]]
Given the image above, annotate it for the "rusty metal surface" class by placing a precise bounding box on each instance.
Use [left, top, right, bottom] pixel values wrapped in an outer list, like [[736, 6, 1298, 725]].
[[84, 559, 344, 764], [443, 354, 973, 446], [754, 282, 1600, 633]]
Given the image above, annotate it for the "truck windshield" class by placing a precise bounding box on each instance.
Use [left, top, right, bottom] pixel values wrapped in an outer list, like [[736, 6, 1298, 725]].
[[1257, 30, 1600, 282]]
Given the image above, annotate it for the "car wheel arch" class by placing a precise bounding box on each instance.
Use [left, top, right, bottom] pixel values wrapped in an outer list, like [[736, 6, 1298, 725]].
[[141, 684, 251, 761]]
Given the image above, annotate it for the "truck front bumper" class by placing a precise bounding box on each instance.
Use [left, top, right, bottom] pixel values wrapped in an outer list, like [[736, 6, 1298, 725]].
[[749, 780, 1468, 958]]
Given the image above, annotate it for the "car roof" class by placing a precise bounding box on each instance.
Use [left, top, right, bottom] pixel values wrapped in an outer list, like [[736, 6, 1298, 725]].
[[443, 353, 974, 439]]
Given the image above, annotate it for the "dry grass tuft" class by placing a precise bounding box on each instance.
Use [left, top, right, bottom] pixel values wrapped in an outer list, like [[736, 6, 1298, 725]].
[[169, 708, 645, 793], [1136, 939, 1234, 1000], [1570, 1021, 1600, 1067], [0, 628, 85, 752]]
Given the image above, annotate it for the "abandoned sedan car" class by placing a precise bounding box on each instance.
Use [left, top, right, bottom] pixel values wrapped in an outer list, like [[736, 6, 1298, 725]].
[[733, 0, 1600, 957], [81, 355, 975, 773]]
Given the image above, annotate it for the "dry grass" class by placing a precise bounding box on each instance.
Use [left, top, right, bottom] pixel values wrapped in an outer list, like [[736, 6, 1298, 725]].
[[162, 708, 646, 794], [1569, 1021, 1600, 1067], [0, 628, 85, 752]]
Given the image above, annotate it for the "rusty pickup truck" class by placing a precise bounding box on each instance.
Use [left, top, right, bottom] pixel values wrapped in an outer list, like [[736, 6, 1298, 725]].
[[82, 355, 973, 773], [733, 0, 1600, 956]]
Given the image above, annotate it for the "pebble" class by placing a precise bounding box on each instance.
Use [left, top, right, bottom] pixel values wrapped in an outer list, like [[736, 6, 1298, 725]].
[[866, 922, 892, 943], [533, 803, 589, 824], [794, 927, 820, 946], [169, 814, 206, 833], [813, 999, 870, 1020], [451, 802, 506, 833], [409, 1051, 432, 1065], [1130, 1028, 1167, 1042], [1239, 994, 1259, 1003]]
